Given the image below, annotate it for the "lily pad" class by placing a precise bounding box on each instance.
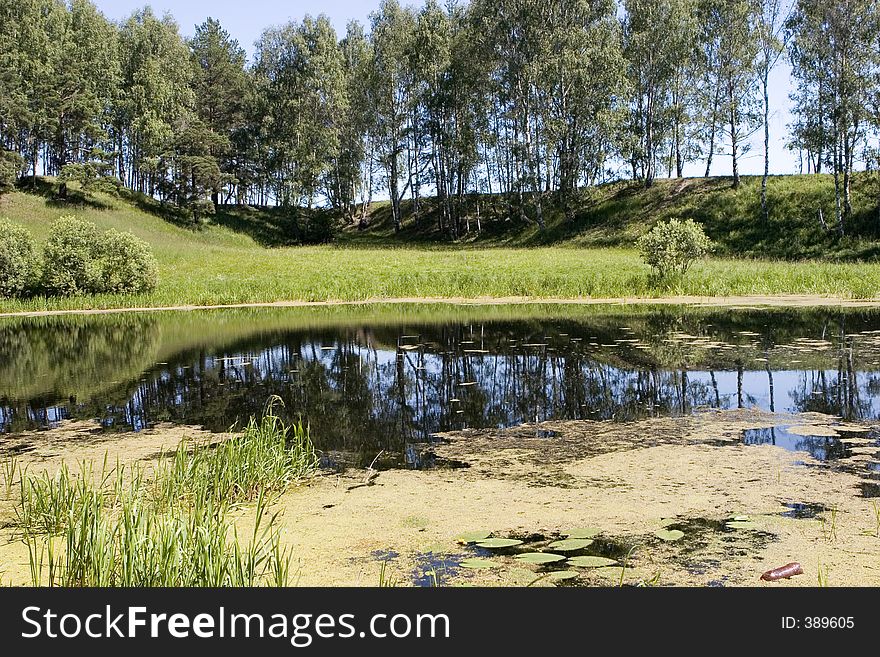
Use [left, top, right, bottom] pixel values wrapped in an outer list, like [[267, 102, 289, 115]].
[[658, 518, 678, 528], [654, 529, 685, 542], [456, 530, 492, 544], [725, 521, 758, 530], [514, 552, 566, 565], [563, 527, 602, 539], [731, 515, 751, 522], [475, 538, 524, 549], [548, 538, 594, 552], [549, 571, 580, 581], [594, 566, 628, 580], [567, 556, 619, 568], [459, 558, 500, 570]]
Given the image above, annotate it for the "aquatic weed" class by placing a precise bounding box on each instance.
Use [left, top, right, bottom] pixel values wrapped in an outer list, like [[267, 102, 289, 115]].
[[817, 562, 830, 587], [2, 456, 17, 499], [17, 403, 314, 587], [378, 561, 398, 588], [820, 507, 839, 543]]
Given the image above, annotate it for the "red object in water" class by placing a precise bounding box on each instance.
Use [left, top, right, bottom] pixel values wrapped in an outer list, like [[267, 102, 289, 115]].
[[760, 563, 804, 582]]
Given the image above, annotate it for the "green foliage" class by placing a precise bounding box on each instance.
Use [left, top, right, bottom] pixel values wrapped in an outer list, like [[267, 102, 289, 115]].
[[0, 151, 23, 195], [98, 229, 159, 293], [295, 211, 335, 244], [638, 218, 713, 279], [0, 219, 41, 297], [654, 528, 685, 541], [17, 405, 317, 587], [153, 401, 318, 508], [41, 216, 104, 295], [58, 160, 120, 196], [41, 216, 159, 296]]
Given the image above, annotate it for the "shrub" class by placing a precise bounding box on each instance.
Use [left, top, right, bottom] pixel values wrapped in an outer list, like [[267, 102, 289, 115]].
[[638, 218, 713, 279], [0, 150, 23, 195], [41, 216, 104, 295], [0, 219, 41, 297], [97, 229, 159, 293], [41, 216, 159, 296], [296, 212, 334, 244]]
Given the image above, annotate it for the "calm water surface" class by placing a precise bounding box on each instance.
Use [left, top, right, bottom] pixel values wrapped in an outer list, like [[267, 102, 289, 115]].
[[2, 304, 880, 467]]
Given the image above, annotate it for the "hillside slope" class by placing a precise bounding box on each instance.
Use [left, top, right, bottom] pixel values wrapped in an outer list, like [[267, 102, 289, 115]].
[[4, 175, 880, 312], [343, 174, 880, 260]]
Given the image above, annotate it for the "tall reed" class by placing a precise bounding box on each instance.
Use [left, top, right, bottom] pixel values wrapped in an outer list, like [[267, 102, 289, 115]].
[[17, 401, 315, 587]]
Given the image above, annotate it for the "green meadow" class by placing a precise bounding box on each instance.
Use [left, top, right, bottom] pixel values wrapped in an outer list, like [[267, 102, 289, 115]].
[[3, 175, 880, 314]]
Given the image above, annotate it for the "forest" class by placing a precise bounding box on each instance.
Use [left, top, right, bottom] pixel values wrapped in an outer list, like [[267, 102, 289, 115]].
[[1, 0, 879, 241]]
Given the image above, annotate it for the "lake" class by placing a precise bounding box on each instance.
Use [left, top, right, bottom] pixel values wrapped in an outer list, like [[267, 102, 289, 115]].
[[2, 303, 879, 468]]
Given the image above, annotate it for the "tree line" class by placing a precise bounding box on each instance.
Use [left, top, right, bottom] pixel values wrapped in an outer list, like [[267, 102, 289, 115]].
[[1, 0, 878, 236]]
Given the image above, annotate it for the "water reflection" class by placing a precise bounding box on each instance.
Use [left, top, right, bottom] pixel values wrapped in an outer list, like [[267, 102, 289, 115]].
[[3, 306, 880, 467], [741, 426, 852, 461]]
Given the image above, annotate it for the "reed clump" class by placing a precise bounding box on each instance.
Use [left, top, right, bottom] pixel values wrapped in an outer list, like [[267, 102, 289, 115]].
[[12, 402, 315, 587]]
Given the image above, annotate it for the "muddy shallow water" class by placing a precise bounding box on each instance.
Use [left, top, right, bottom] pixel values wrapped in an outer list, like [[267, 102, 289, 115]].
[[1, 408, 878, 587], [2, 304, 880, 586]]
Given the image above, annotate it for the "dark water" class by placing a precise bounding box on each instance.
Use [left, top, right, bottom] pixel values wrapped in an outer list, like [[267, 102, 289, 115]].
[[3, 304, 880, 468]]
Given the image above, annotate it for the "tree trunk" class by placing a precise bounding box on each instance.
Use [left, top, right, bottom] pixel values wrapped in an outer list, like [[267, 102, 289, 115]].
[[832, 117, 843, 235], [761, 68, 770, 223], [705, 83, 720, 178], [390, 152, 401, 233], [729, 81, 740, 190], [645, 86, 655, 189], [843, 135, 853, 221]]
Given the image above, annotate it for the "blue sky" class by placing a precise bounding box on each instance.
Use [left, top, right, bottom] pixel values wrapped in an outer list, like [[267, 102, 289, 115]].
[[91, 0, 799, 177]]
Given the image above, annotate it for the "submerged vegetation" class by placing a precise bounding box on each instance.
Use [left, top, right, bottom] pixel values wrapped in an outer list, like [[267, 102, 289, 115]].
[[6, 401, 317, 587]]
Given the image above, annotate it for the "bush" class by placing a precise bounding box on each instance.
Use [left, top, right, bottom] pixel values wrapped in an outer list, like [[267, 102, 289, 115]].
[[41, 216, 159, 296], [0, 150, 24, 195], [41, 216, 104, 295], [638, 218, 713, 279], [295, 212, 334, 244], [97, 229, 159, 293], [0, 219, 41, 297]]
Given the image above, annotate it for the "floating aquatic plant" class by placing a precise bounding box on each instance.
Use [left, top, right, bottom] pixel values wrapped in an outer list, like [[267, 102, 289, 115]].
[[548, 538, 593, 551], [475, 538, 523, 549], [725, 521, 758, 530], [455, 530, 492, 544], [514, 552, 565, 565], [654, 529, 685, 542], [567, 556, 618, 568], [459, 558, 500, 570], [549, 571, 579, 581], [563, 527, 601, 539], [786, 425, 839, 437]]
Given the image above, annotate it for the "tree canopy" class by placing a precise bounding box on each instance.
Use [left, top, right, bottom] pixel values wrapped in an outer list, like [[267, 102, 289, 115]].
[[1, 0, 879, 236]]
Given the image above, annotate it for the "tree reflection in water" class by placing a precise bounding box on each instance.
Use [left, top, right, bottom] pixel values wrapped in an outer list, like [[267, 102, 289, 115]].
[[3, 308, 880, 467]]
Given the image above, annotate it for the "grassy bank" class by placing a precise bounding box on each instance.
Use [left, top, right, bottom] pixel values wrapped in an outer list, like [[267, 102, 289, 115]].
[[3, 178, 880, 313]]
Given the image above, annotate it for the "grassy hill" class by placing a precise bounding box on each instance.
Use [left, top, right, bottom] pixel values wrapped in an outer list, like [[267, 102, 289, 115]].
[[342, 174, 880, 260], [3, 174, 880, 312]]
